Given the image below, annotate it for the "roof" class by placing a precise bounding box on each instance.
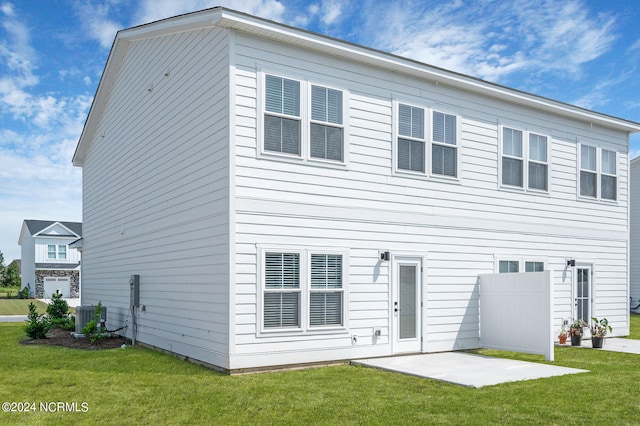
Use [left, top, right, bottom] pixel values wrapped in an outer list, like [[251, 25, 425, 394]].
[[35, 263, 81, 270], [72, 7, 640, 166], [19, 220, 82, 245]]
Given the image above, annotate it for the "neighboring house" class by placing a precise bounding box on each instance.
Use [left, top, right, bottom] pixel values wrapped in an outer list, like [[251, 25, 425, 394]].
[[631, 157, 640, 308], [18, 220, 82, 298], [72, 7, 640, 372]]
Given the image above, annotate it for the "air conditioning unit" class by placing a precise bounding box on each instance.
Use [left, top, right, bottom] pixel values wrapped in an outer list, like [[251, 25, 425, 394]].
[[75, 305, 107, 334]]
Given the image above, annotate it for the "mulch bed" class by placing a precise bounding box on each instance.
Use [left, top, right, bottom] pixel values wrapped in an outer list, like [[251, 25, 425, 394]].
[[21, 327, 131, 350]]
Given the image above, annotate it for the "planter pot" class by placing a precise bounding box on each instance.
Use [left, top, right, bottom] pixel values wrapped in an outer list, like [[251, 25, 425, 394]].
[[571, 335, 582, 346], [592, 337, 604, 349], [558, 335, 567, 344]]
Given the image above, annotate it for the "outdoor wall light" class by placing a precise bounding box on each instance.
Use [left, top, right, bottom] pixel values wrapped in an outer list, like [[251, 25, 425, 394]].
[[566, 259, 576, 267], [380, 251, 390, 261]]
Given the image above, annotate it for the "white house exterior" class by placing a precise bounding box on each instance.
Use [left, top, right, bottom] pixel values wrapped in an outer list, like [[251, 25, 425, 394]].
[[18, 220, 82, 298], [630, 157, 640, 307], [72, 8, 640, 372]]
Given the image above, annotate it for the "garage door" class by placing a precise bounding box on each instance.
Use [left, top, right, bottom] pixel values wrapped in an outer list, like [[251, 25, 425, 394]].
[[43, 277, 70, 298]]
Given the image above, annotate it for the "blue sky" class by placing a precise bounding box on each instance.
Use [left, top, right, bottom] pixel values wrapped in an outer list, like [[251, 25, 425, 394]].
[[1, 0, 639, 262]]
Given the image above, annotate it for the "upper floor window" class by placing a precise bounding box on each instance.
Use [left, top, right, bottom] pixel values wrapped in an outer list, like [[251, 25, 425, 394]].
[[264, 75, 301, 156], [396, 103, 459, 178], [432, 111, 457, 177], [47, 244, 67, 260], [262, 73, 346, 165], [580, 144, 617, 201], [397, 104, 425, 172], [501, 127, 549, 192]]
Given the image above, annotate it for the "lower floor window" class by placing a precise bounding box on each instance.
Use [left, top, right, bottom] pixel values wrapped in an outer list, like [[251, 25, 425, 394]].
[[262, 249, 345, 331]]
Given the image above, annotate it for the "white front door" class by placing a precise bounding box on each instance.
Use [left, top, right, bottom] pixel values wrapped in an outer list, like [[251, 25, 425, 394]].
[[575, 265, 592, 333], [392, 257, 422, 354]]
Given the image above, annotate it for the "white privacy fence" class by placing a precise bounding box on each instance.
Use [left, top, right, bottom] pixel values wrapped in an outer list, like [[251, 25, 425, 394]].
[[478, 270, 554, 361]]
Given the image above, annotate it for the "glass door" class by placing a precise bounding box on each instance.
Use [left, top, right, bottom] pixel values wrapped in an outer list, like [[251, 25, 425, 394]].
[[393, 257, 422, 353]]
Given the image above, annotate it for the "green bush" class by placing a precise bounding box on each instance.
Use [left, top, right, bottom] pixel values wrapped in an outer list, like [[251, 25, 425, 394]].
[[24, 302, 52, 339], [82, 301, 104, 344], [19, 287, 30, 299], [46, 293, 69, 319]]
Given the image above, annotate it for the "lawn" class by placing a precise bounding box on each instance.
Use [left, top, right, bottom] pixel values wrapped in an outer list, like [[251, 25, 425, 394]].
[[0, 299, 48, 315], [0, 317, 639, 425]]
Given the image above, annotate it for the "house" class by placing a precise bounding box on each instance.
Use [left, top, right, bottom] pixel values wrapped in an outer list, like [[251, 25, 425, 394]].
[[18, 220, 82, 298], [72, 7, 640, 372], [630, 157, 640, 309]]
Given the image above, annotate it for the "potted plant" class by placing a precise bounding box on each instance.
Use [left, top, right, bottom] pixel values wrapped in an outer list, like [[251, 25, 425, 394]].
[[590, 317, 612, 349], [558, 329, 568, 344], [568, 319, 587, 346]]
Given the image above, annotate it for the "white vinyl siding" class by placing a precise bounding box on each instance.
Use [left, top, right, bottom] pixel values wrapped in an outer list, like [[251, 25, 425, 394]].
[[397, 103, 425, 172], [431, 111, 457, 177], [264, 75, 301, 155], [580, 144, 617, 201], [80, 26, 231, 369], [311, 85, 343, 161]]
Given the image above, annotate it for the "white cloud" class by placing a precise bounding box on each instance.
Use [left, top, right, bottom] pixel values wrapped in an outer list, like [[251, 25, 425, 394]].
[[73, 1, 121, 48], [355, 0, 617, 84]]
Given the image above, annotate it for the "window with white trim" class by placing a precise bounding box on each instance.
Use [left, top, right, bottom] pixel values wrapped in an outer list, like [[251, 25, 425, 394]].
[[311, 85, 343, 161], [310, 254, 343, 326], [601, 149, 617, 201], [525, 261, 544, 272], [528, 133, 548, 191], [264, 75, 301, 156], [579, 144, 617, 201], [499, 260, 519, 273], [58, 245, 67, 260], [580, 145, 597, 198], [432, 111, 457, 177], [260, 248, 346, 332], [263, 252, 301, 329], [397, 103, 425, 172], [262, 73, 346, 164], [502, 128, 523, 187], [497, 258, 545, 273], [501, 127, 549, 191], [47, 244, 56, 259]]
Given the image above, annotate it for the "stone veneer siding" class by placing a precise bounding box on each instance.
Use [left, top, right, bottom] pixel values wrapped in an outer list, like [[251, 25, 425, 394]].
[[35, 270, 80, 298]]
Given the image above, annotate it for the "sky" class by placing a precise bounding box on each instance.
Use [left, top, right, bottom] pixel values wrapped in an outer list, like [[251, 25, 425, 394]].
[[1, 0, 639, 262]]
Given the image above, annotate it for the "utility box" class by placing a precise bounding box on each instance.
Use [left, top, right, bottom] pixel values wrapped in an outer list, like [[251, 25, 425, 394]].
[[75, 305, 107, 334], [130, 275, 140, 307]]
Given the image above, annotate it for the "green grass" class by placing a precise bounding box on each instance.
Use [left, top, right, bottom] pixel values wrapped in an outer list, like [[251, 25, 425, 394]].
[[0, 317, 639, 425], [0, 286, 20, 299], [0, 299, 48, 315]]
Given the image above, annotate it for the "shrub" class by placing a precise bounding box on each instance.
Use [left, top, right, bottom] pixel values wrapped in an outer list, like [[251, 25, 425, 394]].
[[46, 293, 69, 320], [54, 314, 76, 331], [25, 303, 52, 339], [82, 302, 104, 344], [19, 287, 31, 299]]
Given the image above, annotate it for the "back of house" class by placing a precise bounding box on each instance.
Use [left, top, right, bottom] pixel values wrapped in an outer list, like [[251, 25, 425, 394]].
[[73, 7, 640, 372]]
